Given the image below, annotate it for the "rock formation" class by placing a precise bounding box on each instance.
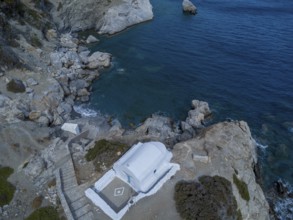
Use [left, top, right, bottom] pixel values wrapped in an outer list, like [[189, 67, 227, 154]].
[[182, 0, 197, 15], [97, 0, 154, 34], [173, 121, 270, 219], [50, 0, 153, 34]]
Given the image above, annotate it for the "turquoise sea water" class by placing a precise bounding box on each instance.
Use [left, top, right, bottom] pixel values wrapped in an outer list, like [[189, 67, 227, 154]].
[[85, 0, 293, 216]]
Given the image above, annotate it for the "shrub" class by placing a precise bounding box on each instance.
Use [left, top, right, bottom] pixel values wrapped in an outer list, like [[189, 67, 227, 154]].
[[30, 34, 42, 48], [174, 175, 242, 220], [25, 206, 60, 220], [85, 139, 128, 171], [0, 166, 16, 206], [233, 174, 250, 201]]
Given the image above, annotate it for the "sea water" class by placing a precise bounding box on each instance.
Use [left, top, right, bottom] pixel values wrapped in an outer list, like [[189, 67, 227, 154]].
[[86, 0, 293, 217]]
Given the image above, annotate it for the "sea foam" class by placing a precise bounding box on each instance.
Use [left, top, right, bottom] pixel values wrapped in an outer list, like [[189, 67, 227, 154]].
[[73, 104, 99, 117], [255, 141, 268, 150]]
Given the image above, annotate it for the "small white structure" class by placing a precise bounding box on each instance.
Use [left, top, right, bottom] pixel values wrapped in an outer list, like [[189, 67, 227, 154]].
[[61, 123, 80, 135], [85, 142, 180, 220]]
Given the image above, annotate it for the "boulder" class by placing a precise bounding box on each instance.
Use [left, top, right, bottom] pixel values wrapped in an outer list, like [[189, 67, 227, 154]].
[[79, 50, 91, 64], [86, 35, 99, 44], [69, 79, 89, 96], [50, 52, 63, 69], [29, 111, 41, 121], [60, 33, 78, 49], [77, 88, 90, 97], [87, 51, 111, 69], [182, 0, 197, 15], [37, 116, 50, 126], [6, 79, 26, 93], [185, 99, 211, 128], [61, 123, 80, 135], [61, 50, 80, 68]]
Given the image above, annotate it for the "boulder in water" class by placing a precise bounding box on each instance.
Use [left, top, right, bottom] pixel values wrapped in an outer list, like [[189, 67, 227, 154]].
[[182, 0, 197, 15]]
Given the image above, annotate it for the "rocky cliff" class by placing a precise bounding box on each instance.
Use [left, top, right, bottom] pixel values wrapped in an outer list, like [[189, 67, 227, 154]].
[[173, 121, 270, 219], [50, 0, 153, 34]]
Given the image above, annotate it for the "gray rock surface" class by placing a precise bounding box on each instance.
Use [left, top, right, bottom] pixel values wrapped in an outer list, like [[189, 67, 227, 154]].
[[24, 156, 46, 179], [136, 115, 173, 136]]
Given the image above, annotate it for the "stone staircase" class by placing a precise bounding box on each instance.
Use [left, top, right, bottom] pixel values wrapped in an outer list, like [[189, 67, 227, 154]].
[[57, 154, 94, 220]]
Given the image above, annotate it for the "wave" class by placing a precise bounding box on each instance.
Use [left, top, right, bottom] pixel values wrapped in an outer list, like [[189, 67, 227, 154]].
[[274, 198, 293, 220], [73, 104, 99, 117], [273, 181, 293, 219], [255, 141, 268, 150]]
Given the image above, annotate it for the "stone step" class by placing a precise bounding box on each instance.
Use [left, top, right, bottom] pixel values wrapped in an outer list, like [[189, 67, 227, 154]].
[[61, 166, 74, 173], [62, 177, 77, 185], [76, 211, 94, 220], [74, 204, 91, 218], [66, 191, 84, 201], [70, 198, 88, 211], [61, 172, 75, 179], [63, 183, 78, 191]]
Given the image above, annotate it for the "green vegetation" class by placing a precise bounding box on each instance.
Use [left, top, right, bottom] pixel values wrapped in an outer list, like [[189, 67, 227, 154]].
[[30, 34, 42, 47], [174, 175, 242, 220], [85, 139, 129, 172], [233, 174, 250, 201], [25, 206, 60, 220], [0, 166, 16, 206]]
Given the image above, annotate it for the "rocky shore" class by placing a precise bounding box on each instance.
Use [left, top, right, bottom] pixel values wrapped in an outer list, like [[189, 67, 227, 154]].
[[0, 1, 273, 220]]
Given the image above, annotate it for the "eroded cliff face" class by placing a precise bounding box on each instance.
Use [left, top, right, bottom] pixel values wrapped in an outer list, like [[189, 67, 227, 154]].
[[173, 121, 270, 219], [50, 0, 153, 34]]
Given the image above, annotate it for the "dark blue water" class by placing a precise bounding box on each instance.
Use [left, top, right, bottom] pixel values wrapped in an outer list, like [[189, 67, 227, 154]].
[[87, 0, 293, 215]]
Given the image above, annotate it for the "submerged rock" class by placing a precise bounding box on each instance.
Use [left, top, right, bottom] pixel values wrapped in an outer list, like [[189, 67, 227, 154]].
[[182, 0, 197, 15]]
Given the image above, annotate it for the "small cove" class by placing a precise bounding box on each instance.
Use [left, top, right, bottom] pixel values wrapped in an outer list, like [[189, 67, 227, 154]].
[[85, 0, 293, 216]]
